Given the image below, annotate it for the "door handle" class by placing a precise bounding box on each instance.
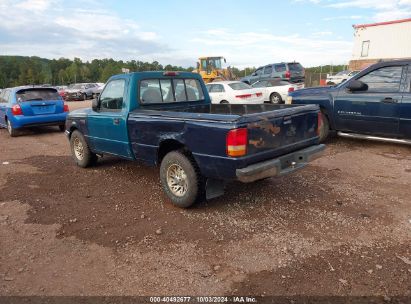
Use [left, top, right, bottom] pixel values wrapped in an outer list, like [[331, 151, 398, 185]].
[[113, 118, 120, 125], [381, 98, 398, 103]]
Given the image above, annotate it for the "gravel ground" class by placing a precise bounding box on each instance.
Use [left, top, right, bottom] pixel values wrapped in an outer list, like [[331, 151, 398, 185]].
[[0, 100, 410, 297]]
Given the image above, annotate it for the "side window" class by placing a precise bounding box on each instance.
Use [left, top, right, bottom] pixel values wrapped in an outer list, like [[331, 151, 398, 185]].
[[263, 66, 273, 75], [3, 90, 11, 104], [212, 84, 225, 93], [361, 40, 370, 57], [358, 66, 403, 93], [100, 79, 125, 111], [275, 64, 286, 72]]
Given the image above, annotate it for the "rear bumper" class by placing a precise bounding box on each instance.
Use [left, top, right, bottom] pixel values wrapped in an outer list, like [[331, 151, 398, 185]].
[[236, 144, 325, 183], [10, 113, 68, 129]]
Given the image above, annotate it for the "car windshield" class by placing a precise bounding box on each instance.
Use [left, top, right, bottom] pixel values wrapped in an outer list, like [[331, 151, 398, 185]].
[[16, 88, 60, 101], [228, 82, 252, 90], [288, 63, 303, 71]]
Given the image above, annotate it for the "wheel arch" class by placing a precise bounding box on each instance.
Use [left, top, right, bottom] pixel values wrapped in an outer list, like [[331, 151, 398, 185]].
[[157, 139, 191, 165]]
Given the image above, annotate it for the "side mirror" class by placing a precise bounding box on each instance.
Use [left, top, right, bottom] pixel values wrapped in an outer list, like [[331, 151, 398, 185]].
[[92, 98, 99, 111], [251, 72, 257, 76], [346, 80, 368, 92]]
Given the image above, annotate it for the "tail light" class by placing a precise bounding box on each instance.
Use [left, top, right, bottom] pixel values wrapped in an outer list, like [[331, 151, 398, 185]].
[[12, 104, 23, 115], [64, 104, 69, 112], [256, 92, 262, 97], [317, 112, 323, 136], [235, 94, 252, 99], [288, 87, 295, 93], [285, 71, 291, 79], [227, 128, 248, 157]]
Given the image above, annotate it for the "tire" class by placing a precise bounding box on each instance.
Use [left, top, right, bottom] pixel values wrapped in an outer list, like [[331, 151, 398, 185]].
[[160, 151, 203, 208], [318, 111, 330, 142], [59, 124, 65, 132], [6, 119, 18, 137], [269, 92, 282, 104], [69, 130, 97, 168], [220, 100, 229, 104], [82, 93, 87, 101]]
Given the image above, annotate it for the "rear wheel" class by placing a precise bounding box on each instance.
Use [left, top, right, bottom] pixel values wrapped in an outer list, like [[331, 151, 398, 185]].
[[269, 92, 282, 104], [318, 111, 330, 142], [160, 151, 203, 208], [7, 119, 18, 137], [70, 130, 97, 168], [220, 100, 229, 104]]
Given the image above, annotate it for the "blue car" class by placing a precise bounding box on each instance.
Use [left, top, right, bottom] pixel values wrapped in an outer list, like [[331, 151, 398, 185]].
[[0, 86, 69, 137]]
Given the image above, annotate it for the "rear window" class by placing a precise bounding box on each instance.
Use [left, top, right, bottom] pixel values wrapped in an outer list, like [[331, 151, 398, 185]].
[[288, 63, 303, 71], [16, 89, 60, 101], [228, 82, 252, 90], [140, 78, 204, 104]]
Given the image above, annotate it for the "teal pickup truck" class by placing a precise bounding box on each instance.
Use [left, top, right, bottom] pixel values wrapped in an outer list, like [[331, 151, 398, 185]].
[[66, 71, 325, 208]]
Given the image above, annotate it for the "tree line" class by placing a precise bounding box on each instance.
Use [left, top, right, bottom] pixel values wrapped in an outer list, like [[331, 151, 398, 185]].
[[0, 55, 347, 88], [0, 56, 196, 88]]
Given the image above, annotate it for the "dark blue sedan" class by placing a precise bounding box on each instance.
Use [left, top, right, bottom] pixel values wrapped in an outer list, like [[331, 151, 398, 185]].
[[0, 86, 68, 136]]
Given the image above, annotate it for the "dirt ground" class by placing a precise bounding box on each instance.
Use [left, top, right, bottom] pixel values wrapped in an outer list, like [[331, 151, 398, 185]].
[[0, 100, 410, 297]]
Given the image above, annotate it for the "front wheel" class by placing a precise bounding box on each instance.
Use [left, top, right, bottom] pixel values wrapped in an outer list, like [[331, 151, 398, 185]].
[[7, 120, 18, 137], [269, 92, 282, 104], [318, 111, 330, 142], [220, 100, 229, 104], [70, 130, 97, 168], [160, 151, 203, 208], [59, 124, 65, 132]]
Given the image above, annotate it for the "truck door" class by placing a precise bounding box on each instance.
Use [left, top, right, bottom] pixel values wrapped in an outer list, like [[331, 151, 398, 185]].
[[87, 78, 133, 159], [399, 64, 411, 138], [334, 65, 404, 137]]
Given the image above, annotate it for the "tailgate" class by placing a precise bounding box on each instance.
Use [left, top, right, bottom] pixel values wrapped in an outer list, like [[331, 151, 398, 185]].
[[244, 105, 319, 156]]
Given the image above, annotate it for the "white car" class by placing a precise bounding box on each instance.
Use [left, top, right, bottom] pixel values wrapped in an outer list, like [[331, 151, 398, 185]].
[[251, 79, 304, 104], [326, 70, 359, 85], [206, 81, 264, 104]]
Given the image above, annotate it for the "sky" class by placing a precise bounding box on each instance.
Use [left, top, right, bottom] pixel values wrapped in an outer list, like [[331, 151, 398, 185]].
[[0, 0, 410, 68]]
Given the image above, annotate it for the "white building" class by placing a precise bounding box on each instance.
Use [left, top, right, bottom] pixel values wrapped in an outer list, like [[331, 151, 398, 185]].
[[349, 18, 411, 70]]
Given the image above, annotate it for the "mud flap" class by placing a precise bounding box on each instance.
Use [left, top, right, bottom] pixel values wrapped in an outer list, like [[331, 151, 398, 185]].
[[206, 178, 225, 200]]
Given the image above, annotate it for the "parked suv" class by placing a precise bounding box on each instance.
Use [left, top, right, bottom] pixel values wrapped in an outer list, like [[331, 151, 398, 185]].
[[65, 83, 99, 101], [241, 62, 305, 85]]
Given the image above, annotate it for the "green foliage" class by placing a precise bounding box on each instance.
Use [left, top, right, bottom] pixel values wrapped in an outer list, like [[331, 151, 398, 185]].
[[305, 65, 347, 73], [0, 55, 194, 88]]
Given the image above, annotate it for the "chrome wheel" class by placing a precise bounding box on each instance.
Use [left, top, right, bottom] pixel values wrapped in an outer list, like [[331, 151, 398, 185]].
[[73, 137, 84, 160], [270, 94, 280, 104], [166, 164, 188, 197], [7, 120, 12, 134]]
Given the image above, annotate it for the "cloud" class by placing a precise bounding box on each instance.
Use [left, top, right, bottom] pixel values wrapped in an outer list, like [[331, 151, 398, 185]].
[[0, 0, 170, 63], [296, 0, 411, 22], [190, 29, 352, 68]]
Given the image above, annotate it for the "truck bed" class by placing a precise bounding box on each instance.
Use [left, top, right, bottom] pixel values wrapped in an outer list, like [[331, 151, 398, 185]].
[[129, 103, 319, 124], [128, 103, 320, 179]]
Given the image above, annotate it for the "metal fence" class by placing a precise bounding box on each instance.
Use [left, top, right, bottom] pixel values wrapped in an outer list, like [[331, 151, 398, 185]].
[[304, 71, 328, 87]]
